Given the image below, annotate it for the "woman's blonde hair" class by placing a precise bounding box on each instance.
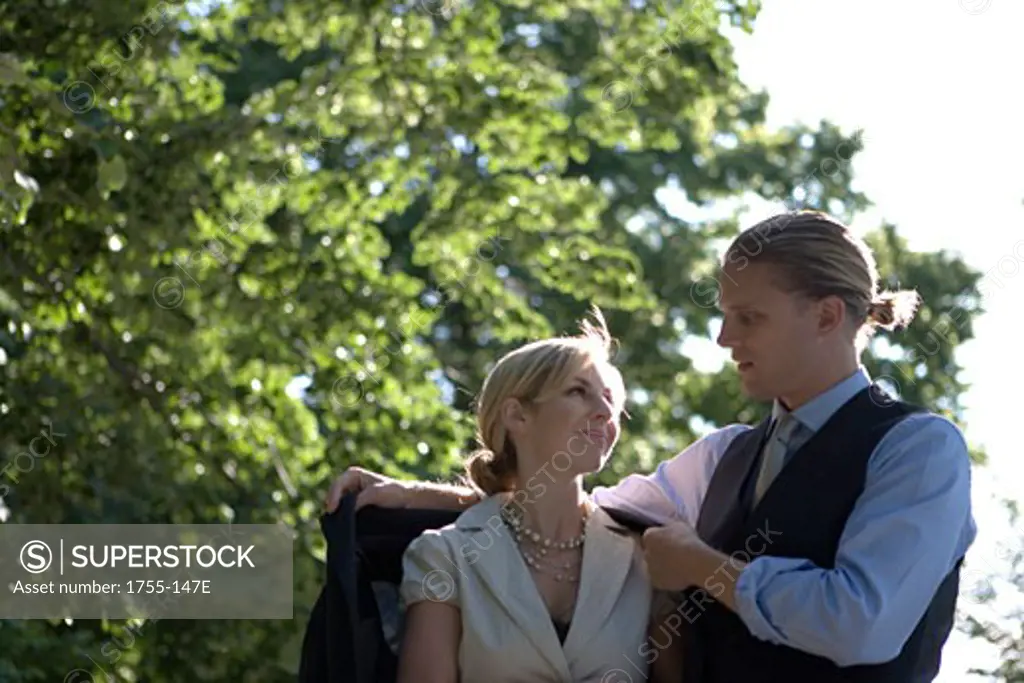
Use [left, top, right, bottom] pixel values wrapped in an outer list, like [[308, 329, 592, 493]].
[[723, 210, 921, 345], [463, 307, 623, 497]]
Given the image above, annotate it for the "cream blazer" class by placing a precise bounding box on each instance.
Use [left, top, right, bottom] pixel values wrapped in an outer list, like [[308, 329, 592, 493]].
[[400, 494, 654, 683]]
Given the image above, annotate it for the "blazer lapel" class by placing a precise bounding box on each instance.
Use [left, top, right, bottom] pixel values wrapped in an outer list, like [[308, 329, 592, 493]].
[[563, 505, 637, 652], [455, 496, 571, 680]]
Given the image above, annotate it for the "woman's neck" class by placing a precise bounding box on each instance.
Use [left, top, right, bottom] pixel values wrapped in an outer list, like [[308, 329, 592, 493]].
[[510, 477, 590, 542]]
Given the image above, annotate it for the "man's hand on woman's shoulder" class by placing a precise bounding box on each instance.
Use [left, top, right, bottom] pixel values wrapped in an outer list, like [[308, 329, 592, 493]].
[[324, 466, 415, 512]]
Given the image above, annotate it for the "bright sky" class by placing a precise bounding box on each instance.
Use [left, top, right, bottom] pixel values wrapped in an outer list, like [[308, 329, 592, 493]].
[[695, 2, 1024, 679]]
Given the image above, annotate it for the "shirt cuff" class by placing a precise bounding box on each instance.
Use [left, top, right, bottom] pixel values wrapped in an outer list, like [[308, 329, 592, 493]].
[[734, 555, 815, 645]]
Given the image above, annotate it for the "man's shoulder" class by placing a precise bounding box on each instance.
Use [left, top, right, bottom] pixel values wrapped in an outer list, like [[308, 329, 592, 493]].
[[881, 408, 968, 446], [684, 422, 756, 459], [705, 422, 758, 441], [651, 422, 757, 476], [873, 410, 970, 467]]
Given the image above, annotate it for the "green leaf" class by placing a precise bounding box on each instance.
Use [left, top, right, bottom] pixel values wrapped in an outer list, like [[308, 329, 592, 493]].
[[96, 154, 127, 196], [0, 53, 28, 85]]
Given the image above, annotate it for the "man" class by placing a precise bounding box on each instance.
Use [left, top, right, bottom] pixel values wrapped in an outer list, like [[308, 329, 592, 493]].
[[326, 211, 975, 682]]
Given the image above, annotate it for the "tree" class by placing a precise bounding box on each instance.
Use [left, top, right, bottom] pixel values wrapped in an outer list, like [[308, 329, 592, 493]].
[[957, 498, 1024, 682], [0, 0, 984, 680]]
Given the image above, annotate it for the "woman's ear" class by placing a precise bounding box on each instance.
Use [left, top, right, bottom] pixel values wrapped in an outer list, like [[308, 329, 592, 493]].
[[500, 397, 527, 434]]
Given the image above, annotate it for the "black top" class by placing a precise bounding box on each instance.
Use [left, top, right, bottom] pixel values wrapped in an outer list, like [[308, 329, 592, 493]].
[[552, 618, 571, 645]]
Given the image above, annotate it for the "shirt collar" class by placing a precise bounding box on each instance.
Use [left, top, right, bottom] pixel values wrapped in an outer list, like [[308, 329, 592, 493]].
[[771, 366, 872, 434]]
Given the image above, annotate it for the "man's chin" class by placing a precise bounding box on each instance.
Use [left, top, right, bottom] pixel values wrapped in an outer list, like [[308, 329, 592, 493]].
[[739, 378, 773, 402]]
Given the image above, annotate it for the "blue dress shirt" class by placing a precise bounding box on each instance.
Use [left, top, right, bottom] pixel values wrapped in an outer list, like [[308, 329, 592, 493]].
[[592, 367, 977, 667]]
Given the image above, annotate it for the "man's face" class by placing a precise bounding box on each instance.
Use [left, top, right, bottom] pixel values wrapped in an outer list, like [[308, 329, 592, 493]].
[[715, 262, 823, 403]]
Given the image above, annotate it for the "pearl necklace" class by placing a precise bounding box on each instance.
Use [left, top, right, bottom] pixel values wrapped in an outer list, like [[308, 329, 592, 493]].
[[499, 500, 589, 583]]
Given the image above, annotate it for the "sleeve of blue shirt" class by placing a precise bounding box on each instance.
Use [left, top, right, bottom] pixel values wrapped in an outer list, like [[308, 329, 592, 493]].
[[733, 413, 976, 667]]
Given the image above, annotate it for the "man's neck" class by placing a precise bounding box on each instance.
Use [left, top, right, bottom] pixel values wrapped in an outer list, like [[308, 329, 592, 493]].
[[780, 354, 859, 411]]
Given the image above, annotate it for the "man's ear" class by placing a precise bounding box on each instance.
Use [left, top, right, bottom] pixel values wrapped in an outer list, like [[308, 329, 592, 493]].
[[816, 295, 847, 336]]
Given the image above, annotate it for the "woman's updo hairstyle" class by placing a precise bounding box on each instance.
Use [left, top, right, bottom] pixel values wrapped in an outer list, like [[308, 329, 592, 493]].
[[463, 306, 622, 497]]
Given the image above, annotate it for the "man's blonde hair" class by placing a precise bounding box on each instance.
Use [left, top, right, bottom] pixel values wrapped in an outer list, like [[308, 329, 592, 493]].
[[724, 210, 921, 346]]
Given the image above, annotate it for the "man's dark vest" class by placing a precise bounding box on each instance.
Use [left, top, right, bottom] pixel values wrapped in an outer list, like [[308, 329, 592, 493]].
[[682, 385, 963, 683]]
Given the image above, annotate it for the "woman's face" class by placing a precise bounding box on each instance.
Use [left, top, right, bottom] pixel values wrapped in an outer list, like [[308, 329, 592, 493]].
[[507, 360, 624, 482]]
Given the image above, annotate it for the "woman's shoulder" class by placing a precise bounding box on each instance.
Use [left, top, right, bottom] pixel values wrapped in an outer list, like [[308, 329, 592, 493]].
[[406, 495, 505, 555], [404, 520, 461, 559]]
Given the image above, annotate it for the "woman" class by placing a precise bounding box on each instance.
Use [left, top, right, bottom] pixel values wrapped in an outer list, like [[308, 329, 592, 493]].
[[395, 309, 681, 683]]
